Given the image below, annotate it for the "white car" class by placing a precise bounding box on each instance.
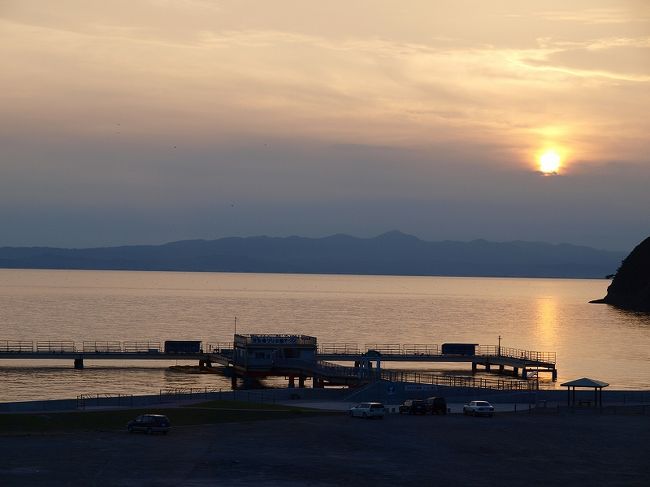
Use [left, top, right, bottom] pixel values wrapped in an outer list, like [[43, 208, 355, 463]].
[[463, 400, 495, 417], [349, 402, 386, 419]]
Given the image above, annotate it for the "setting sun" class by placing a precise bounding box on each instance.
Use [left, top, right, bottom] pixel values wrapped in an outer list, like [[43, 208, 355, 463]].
[[538, 150, 561, 174]]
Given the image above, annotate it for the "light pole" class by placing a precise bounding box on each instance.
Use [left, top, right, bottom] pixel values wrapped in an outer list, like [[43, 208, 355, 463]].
[[498, 335, 501, 356]]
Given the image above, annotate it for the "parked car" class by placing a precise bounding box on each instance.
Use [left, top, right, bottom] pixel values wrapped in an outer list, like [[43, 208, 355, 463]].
[[463, 401, 495, 417], [127, 414, 171, 434], [349, 402, 386, 419], [425, 396, 447, 415], [399, 399, 428, 415]]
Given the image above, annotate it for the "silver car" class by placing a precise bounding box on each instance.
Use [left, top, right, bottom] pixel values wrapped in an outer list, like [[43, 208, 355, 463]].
[[463, 400, 495, 417], [349, 402, 386, 419]]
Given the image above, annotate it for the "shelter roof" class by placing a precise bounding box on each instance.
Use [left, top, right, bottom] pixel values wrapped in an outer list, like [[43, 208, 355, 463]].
[[560, 377, 609, 388]]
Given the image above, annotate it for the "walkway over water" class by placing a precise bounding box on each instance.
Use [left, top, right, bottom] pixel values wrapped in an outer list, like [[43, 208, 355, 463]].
[[0, 340, 555, 361], [0, 339, 556, 383], [318, 343, 555, 364]]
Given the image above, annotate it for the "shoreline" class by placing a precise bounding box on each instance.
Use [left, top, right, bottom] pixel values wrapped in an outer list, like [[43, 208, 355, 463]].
[[2, 384, 649, 414]]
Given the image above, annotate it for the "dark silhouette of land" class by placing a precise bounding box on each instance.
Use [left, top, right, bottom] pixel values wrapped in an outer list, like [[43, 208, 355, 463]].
[[592, 236, 650, 311], [0, 231, 625, 278]]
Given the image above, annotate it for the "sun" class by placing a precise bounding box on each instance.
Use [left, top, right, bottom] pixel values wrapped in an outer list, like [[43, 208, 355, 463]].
[[538, 150, 561, 174]]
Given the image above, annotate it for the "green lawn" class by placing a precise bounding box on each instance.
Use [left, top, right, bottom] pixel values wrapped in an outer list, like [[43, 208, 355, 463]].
[[0, 400, 331, 434]]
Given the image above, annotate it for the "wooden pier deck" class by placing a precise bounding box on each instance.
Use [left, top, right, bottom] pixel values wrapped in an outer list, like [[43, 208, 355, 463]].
[[0, 339, 557, 389]]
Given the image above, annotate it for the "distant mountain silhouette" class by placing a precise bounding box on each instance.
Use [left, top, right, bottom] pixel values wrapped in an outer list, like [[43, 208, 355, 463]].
[[0, 231, 625, 278], [591, 236, 650, 311]]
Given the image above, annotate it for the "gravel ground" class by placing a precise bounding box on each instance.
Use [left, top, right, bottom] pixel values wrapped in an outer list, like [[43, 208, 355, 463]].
[[0, 412, 648, 486]]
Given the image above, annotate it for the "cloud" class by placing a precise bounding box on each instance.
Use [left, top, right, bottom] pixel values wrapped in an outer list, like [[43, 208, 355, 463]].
[[536, 7, 650, 25], [521, 37, 650, 80], [0, 0, 648, 249]]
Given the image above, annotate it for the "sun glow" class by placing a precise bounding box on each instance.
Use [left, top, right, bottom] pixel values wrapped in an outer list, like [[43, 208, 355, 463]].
[[538, 150, 561, 174]]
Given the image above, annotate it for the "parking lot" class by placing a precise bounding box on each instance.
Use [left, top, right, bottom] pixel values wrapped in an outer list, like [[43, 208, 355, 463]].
[[1, 411, 648, 486]]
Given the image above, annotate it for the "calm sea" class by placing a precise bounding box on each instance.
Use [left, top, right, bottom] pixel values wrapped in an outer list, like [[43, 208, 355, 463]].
[[1, 269, 649, 402]]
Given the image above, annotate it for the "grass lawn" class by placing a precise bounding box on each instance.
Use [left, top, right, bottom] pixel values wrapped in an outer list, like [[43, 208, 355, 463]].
[[0, 400, 331, 434]]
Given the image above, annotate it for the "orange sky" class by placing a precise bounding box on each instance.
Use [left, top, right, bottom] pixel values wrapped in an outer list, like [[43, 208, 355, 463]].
[[1, 1, 649, 248]]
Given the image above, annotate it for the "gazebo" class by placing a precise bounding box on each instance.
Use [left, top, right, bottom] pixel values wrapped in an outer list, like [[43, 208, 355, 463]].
[[561, 377, 609, 407]]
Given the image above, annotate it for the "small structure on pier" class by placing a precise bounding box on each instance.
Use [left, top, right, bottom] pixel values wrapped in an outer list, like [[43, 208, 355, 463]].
[[231, 334, 319, 388], [232, 334, 316, 373]]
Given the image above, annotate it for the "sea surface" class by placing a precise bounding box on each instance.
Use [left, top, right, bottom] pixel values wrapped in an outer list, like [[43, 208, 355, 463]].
[[1, 269, 649, 402]]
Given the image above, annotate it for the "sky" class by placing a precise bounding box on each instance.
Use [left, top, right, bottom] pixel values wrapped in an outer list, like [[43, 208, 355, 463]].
[[1, 0, 649, 251]]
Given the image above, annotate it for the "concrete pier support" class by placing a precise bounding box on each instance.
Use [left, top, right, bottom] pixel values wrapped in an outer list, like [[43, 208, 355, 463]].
[[513, 367, 519, 377], [485, 363, 491, 372], [298, 376, 306, 388], [552, 369, 558, 381], [231, 376, 238, 389], [74, 358, 84, 369], [242, 377, 256, 389], [499, 364, 505, 373], [471, 362, 477, 373], [288, 375, 296, 388], [199, 359, 212, 369], [522, 368, 528, 379]]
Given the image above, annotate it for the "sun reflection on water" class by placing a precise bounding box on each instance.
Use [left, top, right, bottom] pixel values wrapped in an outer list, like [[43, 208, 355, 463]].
[[534, 297, 559, 346]]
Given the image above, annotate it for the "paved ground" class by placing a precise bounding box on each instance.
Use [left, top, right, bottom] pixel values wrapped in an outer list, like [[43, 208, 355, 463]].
[[1, 412, 648, 486], [278, 400, 541, 414]]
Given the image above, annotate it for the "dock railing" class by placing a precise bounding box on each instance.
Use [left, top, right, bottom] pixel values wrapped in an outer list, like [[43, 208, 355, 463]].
[[206, 342, 234, 354], [36, 341, 76, 352], [316, 360, 368, 378], [82, 341, 123, 353], [318, 343, 556, 365], [0, 339, 556, 366], [76, 392, 134, 409], [318, 343, 360, 355], [275, 358, 365, 379], [122, 341, 161, 353], [477, 345, 556, 364], [382, 370, 539, 391], [401, 344, 442, 355], [158, 387, 281, 404], [364, 344, 402, 355], [0, 340, 33, 352]]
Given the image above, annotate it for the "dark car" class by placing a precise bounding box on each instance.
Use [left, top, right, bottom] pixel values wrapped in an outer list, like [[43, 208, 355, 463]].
[[399, 399, 427, 415], [425, 396, 447, 415], [127, 414, 171, 434]]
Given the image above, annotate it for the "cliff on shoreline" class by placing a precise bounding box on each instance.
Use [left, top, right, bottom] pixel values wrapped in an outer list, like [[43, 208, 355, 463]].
[[592, 236, 650, 312]]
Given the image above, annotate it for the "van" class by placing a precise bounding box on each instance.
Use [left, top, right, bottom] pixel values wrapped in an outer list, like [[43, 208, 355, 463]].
[[399, 399, 427, 415], [425, 397, 447, 415]]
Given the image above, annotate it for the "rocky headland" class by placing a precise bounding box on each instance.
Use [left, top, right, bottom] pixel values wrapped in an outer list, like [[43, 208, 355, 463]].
[[592, 236, 650, 312]]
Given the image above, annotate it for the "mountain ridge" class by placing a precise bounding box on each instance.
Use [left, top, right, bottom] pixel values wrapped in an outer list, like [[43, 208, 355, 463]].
[[0, 232, 626, 279]]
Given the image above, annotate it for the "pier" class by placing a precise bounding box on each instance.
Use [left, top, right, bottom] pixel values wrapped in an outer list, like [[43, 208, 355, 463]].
[[0, 335, 557, 390]]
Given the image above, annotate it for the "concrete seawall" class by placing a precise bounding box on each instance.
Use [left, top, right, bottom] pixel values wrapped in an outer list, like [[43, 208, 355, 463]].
[[1, 382, 648, 414]]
